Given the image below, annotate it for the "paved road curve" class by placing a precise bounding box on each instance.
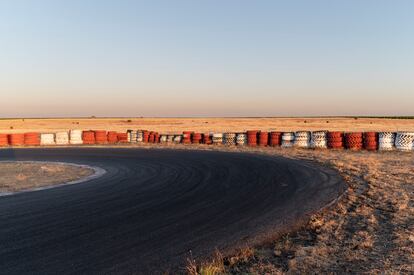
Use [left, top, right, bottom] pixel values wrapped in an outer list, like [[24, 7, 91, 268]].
[[0, 148, 344, 274]]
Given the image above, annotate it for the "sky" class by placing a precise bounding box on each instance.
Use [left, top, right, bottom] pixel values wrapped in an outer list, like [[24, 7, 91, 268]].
[[0, 0, 413, 117]]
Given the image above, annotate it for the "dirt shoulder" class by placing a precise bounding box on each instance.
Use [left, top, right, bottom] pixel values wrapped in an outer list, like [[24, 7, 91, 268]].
[[0, 162, 95, 193]]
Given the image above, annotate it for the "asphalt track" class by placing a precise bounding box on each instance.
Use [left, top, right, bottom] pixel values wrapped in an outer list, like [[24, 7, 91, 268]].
[[0, 148, 345, 274]]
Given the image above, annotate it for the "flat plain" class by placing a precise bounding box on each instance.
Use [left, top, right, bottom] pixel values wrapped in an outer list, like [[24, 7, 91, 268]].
[[0, 117, 414, 134]]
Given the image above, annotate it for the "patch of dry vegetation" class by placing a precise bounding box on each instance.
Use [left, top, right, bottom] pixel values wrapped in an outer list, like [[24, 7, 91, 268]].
[[0, 162, 94, 192], [188, 147, 413, 274], [1, 117, 414, 133]]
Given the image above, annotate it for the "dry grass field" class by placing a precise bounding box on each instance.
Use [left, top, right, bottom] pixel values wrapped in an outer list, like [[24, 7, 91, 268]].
[[0, 117, 414, 134], [0, 162, 94, 193]]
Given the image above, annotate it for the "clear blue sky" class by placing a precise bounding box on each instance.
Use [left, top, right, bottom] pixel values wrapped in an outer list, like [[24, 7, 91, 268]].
[[0, 0, 413, 117]]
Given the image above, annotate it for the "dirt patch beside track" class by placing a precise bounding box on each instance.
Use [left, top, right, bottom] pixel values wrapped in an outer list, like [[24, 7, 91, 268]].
[[0, 161, 94, 193]]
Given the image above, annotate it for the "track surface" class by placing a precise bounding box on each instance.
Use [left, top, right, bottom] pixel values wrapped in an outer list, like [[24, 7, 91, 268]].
[[0, 148, 344, 274]]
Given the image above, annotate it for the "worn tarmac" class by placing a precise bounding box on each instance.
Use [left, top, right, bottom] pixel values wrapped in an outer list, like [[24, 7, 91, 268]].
[[0, 148, 344, 274]]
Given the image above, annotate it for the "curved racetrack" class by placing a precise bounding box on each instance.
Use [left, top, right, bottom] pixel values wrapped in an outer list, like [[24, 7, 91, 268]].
[[0, 148, 345, 274]]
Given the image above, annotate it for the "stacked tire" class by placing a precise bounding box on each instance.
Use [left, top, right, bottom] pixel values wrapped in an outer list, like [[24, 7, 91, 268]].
[[363, 132, 377, 151], [224, 133, 236, 146], [259, 131, 269, 146], [395, 132, 414, 151], [378, 132, 395, 151], [82, 131, 95, 145], [203, 133, 212, 145], [247, 130, 258, 146], [269, 132, 282, 147], [167, 135, 175, 143], [107, 131, 118, 144], [310, 131, 327, 149], [55, 131, 69, 145], [212, 133, 223, 145], [117, 133, 128, 143], [281, 132, 295, 148], [0, 134, 8, 146], [294, 131, 310, 148], [344, 132, 363, 150], [182, 131, 192, 144], [148, 132, 155, 143], [143, 131, 149, 143], [137, 131, 144, 142], [69, 130, 83, 145], [40, 133, 55, 145], [327, 132, 344, 149], [94, 130, 107, 144], [173, 135, 182, 143], [129, 130, 137, 143], [236, 133, 247, 146], [24, 132, 40, 146], [8, 134, 25, 146], [160, 135, 168, 143], [192, 133, 203, 144]]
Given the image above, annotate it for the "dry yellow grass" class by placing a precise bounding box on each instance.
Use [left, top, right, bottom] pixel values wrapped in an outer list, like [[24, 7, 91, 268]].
[[0, 162, 94, 192], [0, 117, 413, 134]]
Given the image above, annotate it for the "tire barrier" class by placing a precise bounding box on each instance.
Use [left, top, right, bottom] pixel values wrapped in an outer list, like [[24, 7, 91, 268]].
[[310, 131, 327, 149], [1, 129, 412, 153], [148, 132, 154, 143], [395, 132, 414, 151], [137, 131, 144, 142], [281, 132, 295, 148], [128, 130, 137, 143], [149, 132, 156, 143], [247, 130, 259, 146], [173, 135, 182, 143], [327, 132, 344, 149], [24, 132, 40, 146], [151, 132, 158, 143], [344, 132, 363, 150], [107, 131, 118, 144], [160, 135, 168, 143], [363, 132, 377, 151], [94, 130, 107, 144], [192, 133, 203, 144], [203, 133, 212, 145], [167, 135, 175, 143], [117, 133, 128, 143], [82, 131, 95, 145], [378, 132, 395, 151], [8, 134, 25, 146], [270, 132, 282, 147], [182, 131, 192, 144], [55, 131, 69, 145], [224, 133, 236, 146], [143, 131, 149, 143], [69, 130, 83, 145], [83, 131, 96, 145], [293, 131, 310, 148], [0, 134, 8, 146], [40, 133, 56, 146], [212, 133, 223, 145], [236, 133, 247, 146], [258, 131, 269, 147]]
